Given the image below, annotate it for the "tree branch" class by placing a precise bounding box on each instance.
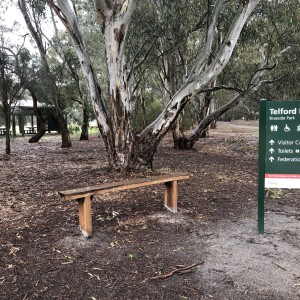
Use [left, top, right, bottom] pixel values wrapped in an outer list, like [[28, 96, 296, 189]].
[[127, 38, 157, 82]]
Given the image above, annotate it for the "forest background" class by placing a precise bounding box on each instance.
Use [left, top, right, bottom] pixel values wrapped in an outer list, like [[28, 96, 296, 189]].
[[0, 0, 299, 170]]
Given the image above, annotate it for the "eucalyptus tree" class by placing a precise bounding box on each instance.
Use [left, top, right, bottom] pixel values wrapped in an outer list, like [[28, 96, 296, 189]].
[[171, 0, 300, 149], [18, 0, 72, 148], [169, 1, 279, 149], [47, 0, 259, 170], [127, 0, 213, 145]]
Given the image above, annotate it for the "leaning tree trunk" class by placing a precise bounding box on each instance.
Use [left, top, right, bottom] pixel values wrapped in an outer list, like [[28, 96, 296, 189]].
[[50, 3, 90, 142], [173, 79, 214, 149], [27, 88, 47, 143], [175, 93, 244, 150], [136, 1, 260, 165], [29, 121, 47, 143]]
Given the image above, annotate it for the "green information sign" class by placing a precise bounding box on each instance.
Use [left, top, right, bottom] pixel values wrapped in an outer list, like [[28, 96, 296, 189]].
[[264, 100, 300, 187], [258, 99, 300, 233]]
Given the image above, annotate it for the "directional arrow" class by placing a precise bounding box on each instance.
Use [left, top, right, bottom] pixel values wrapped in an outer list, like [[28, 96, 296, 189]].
[[269, 140, 275, 145], [269, 148, 275, 154], [269, 156, 274, 162]]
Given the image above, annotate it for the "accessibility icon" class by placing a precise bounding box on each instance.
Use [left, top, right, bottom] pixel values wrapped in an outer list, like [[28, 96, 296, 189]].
[[284, 124, 291, 132]]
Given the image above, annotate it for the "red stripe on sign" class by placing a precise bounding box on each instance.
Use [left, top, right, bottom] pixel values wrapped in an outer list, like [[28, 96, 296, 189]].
[[265, 174, 300, 179]]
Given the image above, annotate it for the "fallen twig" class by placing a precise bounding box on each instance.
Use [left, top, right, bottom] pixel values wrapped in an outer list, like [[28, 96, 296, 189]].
[[150, 262, 203, 280], [272, 261, 286, 271]]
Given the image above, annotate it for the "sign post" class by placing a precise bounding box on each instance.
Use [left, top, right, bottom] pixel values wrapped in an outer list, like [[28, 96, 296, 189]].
[[258, 100, 300, 233]]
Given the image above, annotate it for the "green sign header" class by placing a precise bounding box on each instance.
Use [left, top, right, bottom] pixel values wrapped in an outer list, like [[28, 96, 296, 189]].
[[258, 99, 300, 234], [265, 101, 300, 177]]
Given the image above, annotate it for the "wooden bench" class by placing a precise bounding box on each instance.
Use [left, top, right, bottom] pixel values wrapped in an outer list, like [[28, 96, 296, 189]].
[[0, 129, 11, 135], [24, 127, 37, 134], [59, 173, 189, 237]]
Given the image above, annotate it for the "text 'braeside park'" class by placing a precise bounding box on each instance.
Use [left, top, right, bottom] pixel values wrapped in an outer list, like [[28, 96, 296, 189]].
[[269, 107, 300, 120]]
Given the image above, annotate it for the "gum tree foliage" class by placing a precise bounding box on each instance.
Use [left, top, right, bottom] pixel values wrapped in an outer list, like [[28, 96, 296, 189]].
[[46, 0, 259, 170], [48, 29, 91, 140], [211, 0, 300, 120], [254, 0, 300, 100]]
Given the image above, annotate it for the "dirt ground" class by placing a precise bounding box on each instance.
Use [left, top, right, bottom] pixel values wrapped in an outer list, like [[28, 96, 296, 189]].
[[1, 120, 300, 300]]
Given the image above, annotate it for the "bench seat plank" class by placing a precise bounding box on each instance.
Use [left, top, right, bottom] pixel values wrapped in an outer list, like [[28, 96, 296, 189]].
[[59, 173, 189, 200]]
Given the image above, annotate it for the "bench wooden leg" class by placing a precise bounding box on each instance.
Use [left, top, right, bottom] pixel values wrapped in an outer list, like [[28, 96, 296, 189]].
[[164, 181, 178, 213], [78, 196, 92, 237]]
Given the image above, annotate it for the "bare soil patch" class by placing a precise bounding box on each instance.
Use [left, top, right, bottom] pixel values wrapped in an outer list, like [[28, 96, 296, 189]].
[[1, 121, 300, 299]]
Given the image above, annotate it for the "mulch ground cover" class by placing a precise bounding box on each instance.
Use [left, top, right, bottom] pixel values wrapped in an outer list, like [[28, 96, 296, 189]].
[[1, 122, 299, 299]]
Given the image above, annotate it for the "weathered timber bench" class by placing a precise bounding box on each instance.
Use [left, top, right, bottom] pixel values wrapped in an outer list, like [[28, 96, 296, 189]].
[[59, 173, 189, 237]]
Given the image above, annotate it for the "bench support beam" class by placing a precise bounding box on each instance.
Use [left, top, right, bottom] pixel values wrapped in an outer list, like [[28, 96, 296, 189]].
[[164, 181, 178, 213], [60, 173, 189, 237], [78, 196, 92, 237]]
